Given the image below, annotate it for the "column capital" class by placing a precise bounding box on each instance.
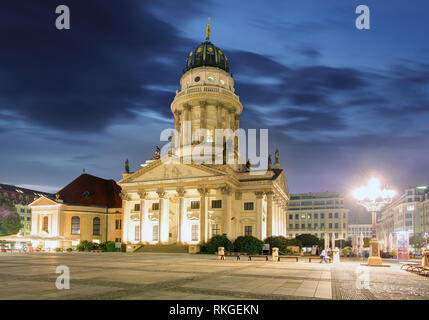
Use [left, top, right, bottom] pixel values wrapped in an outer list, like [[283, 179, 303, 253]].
[[199, 100, 207, 107], [265, 191, 274, 197], [197, 188, 209, 196], [138, 191, 148, 200], [157, 190, 167, 199], [183, 103, 192, 111], [119, 191, 130, 201], [220, 186, 232, 196], [255, 191, 264, 199], [176, 188, 186, 197]]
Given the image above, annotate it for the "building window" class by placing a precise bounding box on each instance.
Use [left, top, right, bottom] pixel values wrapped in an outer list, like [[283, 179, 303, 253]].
[[343, 223, 346, 228], [152, 203, 159, 210], [289, 214, 293, 220], [321, 223, 325, 229], [211, 200, 222, 208], [71, 216, 80, 235], [191, 201, 200, 210], [191, 224, 199, 241], [343, 213, 346, 218], [301, 223, 305, 229], [153, 225, 159, 241], [307, 214, 312, 219], [115, 238, 121, 243], [3, 192, 8, 198], [295, 224, 299, 229], [334, 213, 338, 219], [335, 233, 339, 238], [289, 224, 293, 229], [295, 214, 299, 219], [335, 223, 339, 229], [308, 223, 312, 229], [93, 217, 101, 236], [43, 216, 49, 232], [212, 224, 220, 235], [135, 225, 140, 241], [134, 203, 140, 211], [329, 223, 332, 229], [314, 213, 318, 219], [244, 226, 252, 236], [115, 219, 122, 230], [329, 213, 333, 219], [244, 202, 254, 210], [314, 223, 318, 229]]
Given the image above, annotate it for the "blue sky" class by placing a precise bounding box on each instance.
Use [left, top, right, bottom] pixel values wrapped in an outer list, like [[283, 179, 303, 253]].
[[1, 1, 429, 222]]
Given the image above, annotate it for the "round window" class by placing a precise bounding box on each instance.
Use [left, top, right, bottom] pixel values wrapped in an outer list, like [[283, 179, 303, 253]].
[[208, 76, 214, 82], [220, 79, 225, 85], [194, 76, 200, 82]]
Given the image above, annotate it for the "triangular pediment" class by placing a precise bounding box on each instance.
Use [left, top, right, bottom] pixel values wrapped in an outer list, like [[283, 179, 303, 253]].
[[29, 196, 58, 207], [119, 157, 228, 184]]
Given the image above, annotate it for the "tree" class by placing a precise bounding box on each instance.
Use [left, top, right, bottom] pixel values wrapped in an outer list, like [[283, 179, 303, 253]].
[[264, 236, 288, 254], [295, 234, 320, 247], [206, 234, 233, 254], [0, 198, 22, 236], [410, 233, 426, 252], [363, 238, 371, 248], [233, 236, 264, 254]]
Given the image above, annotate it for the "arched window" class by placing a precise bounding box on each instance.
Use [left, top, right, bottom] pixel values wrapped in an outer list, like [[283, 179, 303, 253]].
[[93, 217, 101, 236], [43, 216, 49, 232], [71, 216, 80, 235]]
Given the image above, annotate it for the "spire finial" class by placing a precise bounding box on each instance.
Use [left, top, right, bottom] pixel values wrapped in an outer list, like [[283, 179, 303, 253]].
[[206, 17, 211, 40]]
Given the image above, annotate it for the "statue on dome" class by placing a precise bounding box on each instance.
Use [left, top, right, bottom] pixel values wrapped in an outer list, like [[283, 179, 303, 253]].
[[124, 158, 130, 173], [206, 17, 211, 40], [152, 146, 161, 160]]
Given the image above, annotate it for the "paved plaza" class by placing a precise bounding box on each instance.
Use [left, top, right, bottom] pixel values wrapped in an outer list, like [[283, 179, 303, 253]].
[[0, 253, 428, 300]]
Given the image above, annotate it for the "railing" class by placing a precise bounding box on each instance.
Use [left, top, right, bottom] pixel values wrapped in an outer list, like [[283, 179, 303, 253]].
[[174, 85, 239, 102]]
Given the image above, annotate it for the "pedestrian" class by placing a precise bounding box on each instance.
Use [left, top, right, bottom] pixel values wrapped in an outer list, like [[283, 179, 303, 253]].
[[320, 249, 327, 263]]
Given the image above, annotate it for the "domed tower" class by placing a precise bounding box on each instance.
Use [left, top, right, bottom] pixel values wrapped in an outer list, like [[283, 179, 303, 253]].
[[170, 19, 243, 165]]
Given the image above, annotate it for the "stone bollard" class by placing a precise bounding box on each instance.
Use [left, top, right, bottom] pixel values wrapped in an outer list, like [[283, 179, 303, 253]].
[[333, 248, 340, 263], [218, 247, 225, 260], [272, 247, 279, 261], [27, 242, 33, 253], [423, 250, 429, 268]]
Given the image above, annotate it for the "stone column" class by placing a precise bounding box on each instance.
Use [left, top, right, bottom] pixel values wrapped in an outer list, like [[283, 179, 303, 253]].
[[120, 191, 129, 242], [221, 186, 232, 238], [198, 188, 209, 243], [158, 190, 169, 243], [266, 192, 274, 237], [182, 104, 192, 147], [273, 197, 279, 236], [255, 192, 264, 240], [228, 108, 235, 130], [138, 191, 148, 243], [177, 188, 185, 244]]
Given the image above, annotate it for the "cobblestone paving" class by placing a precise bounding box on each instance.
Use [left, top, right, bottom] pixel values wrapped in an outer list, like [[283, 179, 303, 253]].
[[0, 253, 428, 300]]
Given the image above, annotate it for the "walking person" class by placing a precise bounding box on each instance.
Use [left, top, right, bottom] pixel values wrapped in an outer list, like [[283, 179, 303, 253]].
[[320, 249, 327, 263]]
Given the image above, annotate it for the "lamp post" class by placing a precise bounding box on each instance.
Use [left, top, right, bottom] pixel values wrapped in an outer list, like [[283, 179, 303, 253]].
[[353, 178, 396, 266]]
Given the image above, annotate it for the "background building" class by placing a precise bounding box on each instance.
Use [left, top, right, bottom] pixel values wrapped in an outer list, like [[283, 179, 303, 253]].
[[348, 224, 372, 239], [286, 192, 349, 240], [26, 174, 123, 250], [376, 186, 429, 252], [0, 183, 53, 236]]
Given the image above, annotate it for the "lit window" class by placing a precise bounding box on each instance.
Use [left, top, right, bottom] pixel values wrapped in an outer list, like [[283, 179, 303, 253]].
[[211, 200, 222, 208], [244, 202, 254, 210], [43, 216, 49, 232], [191, 201, 200, 210], [93, 217, 101, 236], [71, 216, 80, 235], [212, 224, 220, 235], [135, 225, 140, 241], [191, 224, 199, 241], [134, 203, 140, 211], [152, 225, 159, 241], [208, 76, 214, 81], [244, 226, 252, 236], [152, 203, 159, 210]]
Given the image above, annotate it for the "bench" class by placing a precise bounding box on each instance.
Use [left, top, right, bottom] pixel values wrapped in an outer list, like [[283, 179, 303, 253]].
[[309, 256, 332, 263], [218, 252, 247, 260], [248, 255, 269, 261], [277, 256, 299, 262], [90, 250, 103, 253]]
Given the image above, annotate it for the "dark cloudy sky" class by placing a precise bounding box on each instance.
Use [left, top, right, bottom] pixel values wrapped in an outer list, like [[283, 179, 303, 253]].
[[1, 1, 429, 222]]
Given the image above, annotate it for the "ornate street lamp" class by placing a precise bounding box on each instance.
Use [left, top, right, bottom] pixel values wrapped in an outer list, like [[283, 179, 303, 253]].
[[353, 177, 396, 266]]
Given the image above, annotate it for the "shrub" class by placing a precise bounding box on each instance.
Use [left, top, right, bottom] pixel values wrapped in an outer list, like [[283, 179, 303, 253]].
[[206, 234, 233, 254], [66, 247, 73, 252], [342, 248, 349, 256], [76, 240, 98, 252], [391, 249, 397, 257], [264, 236, 288, 254], [233, 236, 264, 254], [55, 247, 62, 252], [198, 243, 208, 253]]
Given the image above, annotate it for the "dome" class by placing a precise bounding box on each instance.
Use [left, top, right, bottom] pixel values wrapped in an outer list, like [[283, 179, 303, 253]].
[[185, 40, 230, 74]]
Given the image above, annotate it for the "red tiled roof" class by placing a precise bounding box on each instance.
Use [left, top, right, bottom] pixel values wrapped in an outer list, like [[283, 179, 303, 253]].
[[57, 174, 121, 208]]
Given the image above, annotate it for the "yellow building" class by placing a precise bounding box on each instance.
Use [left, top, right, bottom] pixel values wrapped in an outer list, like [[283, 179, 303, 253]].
[[118, 24, 290, 246], [28, 174, 123, 250]]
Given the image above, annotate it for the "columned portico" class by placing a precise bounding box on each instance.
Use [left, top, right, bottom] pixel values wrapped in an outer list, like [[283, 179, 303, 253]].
[[157, 190, 169, 243], [255, 192, 264, 239]]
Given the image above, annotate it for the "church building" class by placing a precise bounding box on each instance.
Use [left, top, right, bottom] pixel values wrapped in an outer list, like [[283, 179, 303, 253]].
[[118, 22, 290, 247]]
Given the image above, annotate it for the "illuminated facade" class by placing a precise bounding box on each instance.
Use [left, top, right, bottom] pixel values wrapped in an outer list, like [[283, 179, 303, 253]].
[[286, 192, 349, 240], [376, 186, 429, 252], [118, 25, 289, 246]]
